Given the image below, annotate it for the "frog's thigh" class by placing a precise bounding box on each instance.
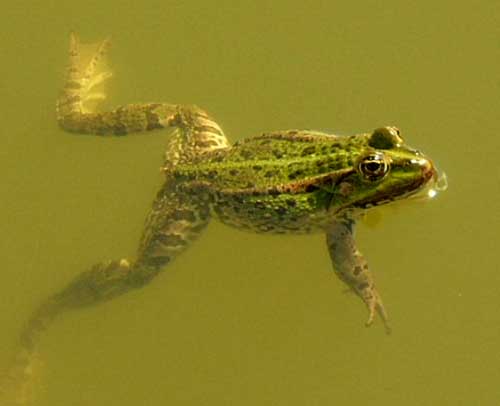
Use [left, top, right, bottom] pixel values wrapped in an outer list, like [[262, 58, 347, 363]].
[[325, 219, 390, 331], [161, 105, 228, 168], [135, 182, 211, 270]]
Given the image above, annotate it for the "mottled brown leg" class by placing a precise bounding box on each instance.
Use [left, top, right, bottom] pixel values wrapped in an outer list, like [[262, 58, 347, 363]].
[[23, 181, 209, 342], [56, 33, 230, 161], [326, 217, 390, 333], [0, 183, 210, 404]]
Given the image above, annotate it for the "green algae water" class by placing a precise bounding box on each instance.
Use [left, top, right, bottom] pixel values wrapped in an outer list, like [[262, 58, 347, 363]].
[[1, 1, 499, 405]]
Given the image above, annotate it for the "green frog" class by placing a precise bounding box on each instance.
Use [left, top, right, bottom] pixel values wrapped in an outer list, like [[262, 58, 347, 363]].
[[1, 33, 445, 404]]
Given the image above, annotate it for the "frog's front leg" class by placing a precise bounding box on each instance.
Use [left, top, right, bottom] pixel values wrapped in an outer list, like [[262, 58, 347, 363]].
[[326, 217, 390, 333]]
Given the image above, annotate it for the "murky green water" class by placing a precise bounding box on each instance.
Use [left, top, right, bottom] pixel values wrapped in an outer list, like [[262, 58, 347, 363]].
[[1, 1, 499, 405]]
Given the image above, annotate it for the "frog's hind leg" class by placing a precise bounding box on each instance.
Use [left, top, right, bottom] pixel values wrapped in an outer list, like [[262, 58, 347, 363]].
[[22, 183, 210, 341], [0, 182, 210, 405], [56, 32, 230, 152]]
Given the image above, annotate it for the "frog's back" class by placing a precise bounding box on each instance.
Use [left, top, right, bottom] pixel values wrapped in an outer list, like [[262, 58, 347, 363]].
[[173, 130, 363, 190], [171, 130, 365, 233]]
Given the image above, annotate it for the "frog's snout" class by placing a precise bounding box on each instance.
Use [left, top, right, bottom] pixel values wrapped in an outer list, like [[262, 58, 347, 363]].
[[423, 158, 437, 183], [411, 156, 447, 199]]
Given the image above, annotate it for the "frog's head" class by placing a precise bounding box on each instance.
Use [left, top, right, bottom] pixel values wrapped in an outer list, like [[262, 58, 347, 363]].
[[334, 127, 445, 212]]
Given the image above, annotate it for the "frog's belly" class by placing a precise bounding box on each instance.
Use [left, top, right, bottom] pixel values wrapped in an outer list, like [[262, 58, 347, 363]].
[[210, 199, 333, 234]]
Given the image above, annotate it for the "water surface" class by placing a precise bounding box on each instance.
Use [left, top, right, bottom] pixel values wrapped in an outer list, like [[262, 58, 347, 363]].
[[1, 1, 499, 405]]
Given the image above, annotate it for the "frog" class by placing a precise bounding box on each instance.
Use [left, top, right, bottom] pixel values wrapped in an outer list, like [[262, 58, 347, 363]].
[[1, 33, 445, 404]]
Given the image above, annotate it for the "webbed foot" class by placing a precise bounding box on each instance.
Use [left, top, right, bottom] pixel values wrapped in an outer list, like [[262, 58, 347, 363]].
[[57, 32, 112, 118]]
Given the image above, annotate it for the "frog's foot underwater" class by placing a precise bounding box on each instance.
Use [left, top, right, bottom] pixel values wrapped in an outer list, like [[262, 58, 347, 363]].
[[0, 32, 445, 404]]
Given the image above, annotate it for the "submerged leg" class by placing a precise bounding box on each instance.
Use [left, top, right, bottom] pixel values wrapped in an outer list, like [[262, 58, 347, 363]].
[[32, 181, 210, 343], [0, 182, 210, 404], [55, 32, 229, 159], [326, 217, 390, 333]]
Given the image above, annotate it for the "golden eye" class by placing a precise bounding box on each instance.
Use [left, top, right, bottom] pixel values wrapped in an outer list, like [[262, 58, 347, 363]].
[[358, 153, 389, 181]]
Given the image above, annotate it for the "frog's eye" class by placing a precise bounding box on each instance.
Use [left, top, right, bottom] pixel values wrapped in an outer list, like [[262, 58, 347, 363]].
[[358, 153, 390, 181], [368, 127, 402, 149]]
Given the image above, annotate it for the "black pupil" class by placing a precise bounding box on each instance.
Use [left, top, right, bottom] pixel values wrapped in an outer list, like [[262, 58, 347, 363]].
[[364, 161, 381, 173]]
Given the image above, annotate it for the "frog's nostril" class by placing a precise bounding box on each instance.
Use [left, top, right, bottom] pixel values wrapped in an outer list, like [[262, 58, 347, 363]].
[[410, 157, 429, 167], [411, 157, 434, 176]]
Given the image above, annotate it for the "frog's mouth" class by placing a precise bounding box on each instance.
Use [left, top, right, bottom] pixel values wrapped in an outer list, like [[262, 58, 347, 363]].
[[404, 163, 448, 202]]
